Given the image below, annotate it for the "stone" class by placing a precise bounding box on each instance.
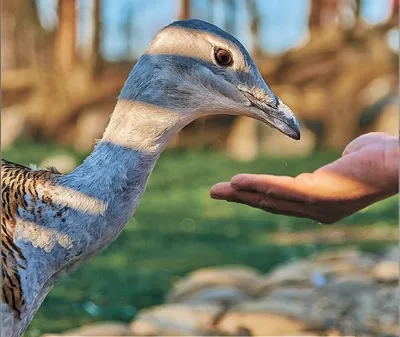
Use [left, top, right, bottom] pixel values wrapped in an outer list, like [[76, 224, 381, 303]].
[[313, 249, 378, 277], [45, 321, 131, 336], [130, 304, 220, 336], [314, 249, 361, 262], [134, 249, 399, 336], [305, 282, 399, 336], [175, 285, 251, 306], [254, 260, 334, 295], [256, 288, 316, 320], [167, 266, 260, 303], [333, 274, 374, 286], [371, 260, 399, 282], [216, 300, 309, 336]]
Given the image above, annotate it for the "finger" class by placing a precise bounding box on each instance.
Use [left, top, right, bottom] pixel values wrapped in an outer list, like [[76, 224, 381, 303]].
[[210, 182, 316, 220], [342, 132, 392, 156], [225, 189, 313, 219], [210, 182, 236, 200], [230, 174, 316, 203]]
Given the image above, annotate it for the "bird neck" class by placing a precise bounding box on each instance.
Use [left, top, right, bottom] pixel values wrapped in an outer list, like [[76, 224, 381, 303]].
[[102, 99, 184, 155], [18, 106, 178, 332], [61, 99, 185, 229], [53, 100, 185, 276], [56, 140, 157, 253]]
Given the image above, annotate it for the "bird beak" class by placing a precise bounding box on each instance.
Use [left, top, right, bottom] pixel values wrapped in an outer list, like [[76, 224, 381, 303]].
[[241, 91, 301, 140]]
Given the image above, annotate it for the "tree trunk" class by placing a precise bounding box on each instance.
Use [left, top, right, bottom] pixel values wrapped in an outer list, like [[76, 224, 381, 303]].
[[391, 0, 399, 20], [79, 0, 102, 70], [178, 0, 191, 20], [245, 0, 262, 56], [54, 0, 78, 72], [1, 0, 46, 69], [309, 0, 341, 28], [309, 0, 323, 27], [354, 0, 362, 20], [92, 0, 102, 69]]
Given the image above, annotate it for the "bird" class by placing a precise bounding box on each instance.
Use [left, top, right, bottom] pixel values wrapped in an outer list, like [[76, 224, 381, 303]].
[[1, 19, 300, 337]]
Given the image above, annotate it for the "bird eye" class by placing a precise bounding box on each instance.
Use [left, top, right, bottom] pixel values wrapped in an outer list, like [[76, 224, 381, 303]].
[[214, 48, 233, 66]]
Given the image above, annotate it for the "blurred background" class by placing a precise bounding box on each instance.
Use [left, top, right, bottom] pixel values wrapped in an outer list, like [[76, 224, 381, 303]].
[[1, 0, 398, 336]]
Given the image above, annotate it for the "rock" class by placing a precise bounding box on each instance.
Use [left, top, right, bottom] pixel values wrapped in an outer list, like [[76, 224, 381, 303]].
[[371, 260, 399, 282], [175, 285, 252, 306], [130, 304, 220, 336], [333, 274, 374, 286], [256, 288, 316, 320], [40, 154, 77, 174], [306, 282, 399, 336], [233, 281, 399, 336], [217, 300, 309, 336], [46, 321, 131, 336], [313, 249, 361, 262], [167, 266, 260, 303], [133, 249, 398, 336], [255, 250, 379, 296], [313, 249, 378, 277], [254, 260, 334, 295]]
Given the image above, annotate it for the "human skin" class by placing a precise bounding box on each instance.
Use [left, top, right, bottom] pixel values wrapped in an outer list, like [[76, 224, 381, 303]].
[[210, 132, 399, 224]]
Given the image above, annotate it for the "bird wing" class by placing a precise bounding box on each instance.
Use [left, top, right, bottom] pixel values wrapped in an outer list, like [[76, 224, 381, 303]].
[[1, 159, 60, 319]]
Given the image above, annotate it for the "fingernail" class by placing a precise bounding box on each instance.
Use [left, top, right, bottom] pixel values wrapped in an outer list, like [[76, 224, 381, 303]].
[[210, 192, 222, 199]]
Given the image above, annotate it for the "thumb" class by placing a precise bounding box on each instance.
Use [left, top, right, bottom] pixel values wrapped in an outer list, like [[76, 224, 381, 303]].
[[342, 132, 390, 157]]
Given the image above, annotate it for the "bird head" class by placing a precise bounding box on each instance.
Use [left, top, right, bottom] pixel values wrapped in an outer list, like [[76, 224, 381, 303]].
[[119, 19, 300, 140]]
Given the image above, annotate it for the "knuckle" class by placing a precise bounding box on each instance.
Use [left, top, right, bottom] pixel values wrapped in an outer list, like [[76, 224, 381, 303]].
[[257, 195, 270, 208]]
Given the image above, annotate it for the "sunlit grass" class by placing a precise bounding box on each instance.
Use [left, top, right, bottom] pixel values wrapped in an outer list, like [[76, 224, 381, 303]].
[[4, 141, 397, 335]]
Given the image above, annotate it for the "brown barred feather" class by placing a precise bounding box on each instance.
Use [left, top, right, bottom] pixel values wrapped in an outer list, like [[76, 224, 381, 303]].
[[1, 159, 58, 319]]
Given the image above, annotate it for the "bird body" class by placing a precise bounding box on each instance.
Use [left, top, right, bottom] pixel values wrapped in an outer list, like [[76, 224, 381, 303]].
[[1, 19, 299, 337]]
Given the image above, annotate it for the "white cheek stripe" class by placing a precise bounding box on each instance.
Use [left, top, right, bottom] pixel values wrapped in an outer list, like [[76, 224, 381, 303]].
[[147, 26, 248, 72]]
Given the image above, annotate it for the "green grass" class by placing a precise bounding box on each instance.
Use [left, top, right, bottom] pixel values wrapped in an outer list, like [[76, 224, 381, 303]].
[[3, 141, 397, 336]]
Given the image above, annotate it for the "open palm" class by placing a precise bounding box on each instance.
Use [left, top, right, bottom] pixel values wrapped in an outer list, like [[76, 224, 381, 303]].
[[210, 132, 398, 224]]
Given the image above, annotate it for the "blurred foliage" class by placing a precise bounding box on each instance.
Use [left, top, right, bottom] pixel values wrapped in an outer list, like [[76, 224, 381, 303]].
[[5, 142, 397, 335], [2, 0, 398, 153]]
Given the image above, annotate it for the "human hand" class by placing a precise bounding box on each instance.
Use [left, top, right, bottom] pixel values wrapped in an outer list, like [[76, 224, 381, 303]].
[[210, 132, 398, 224]]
